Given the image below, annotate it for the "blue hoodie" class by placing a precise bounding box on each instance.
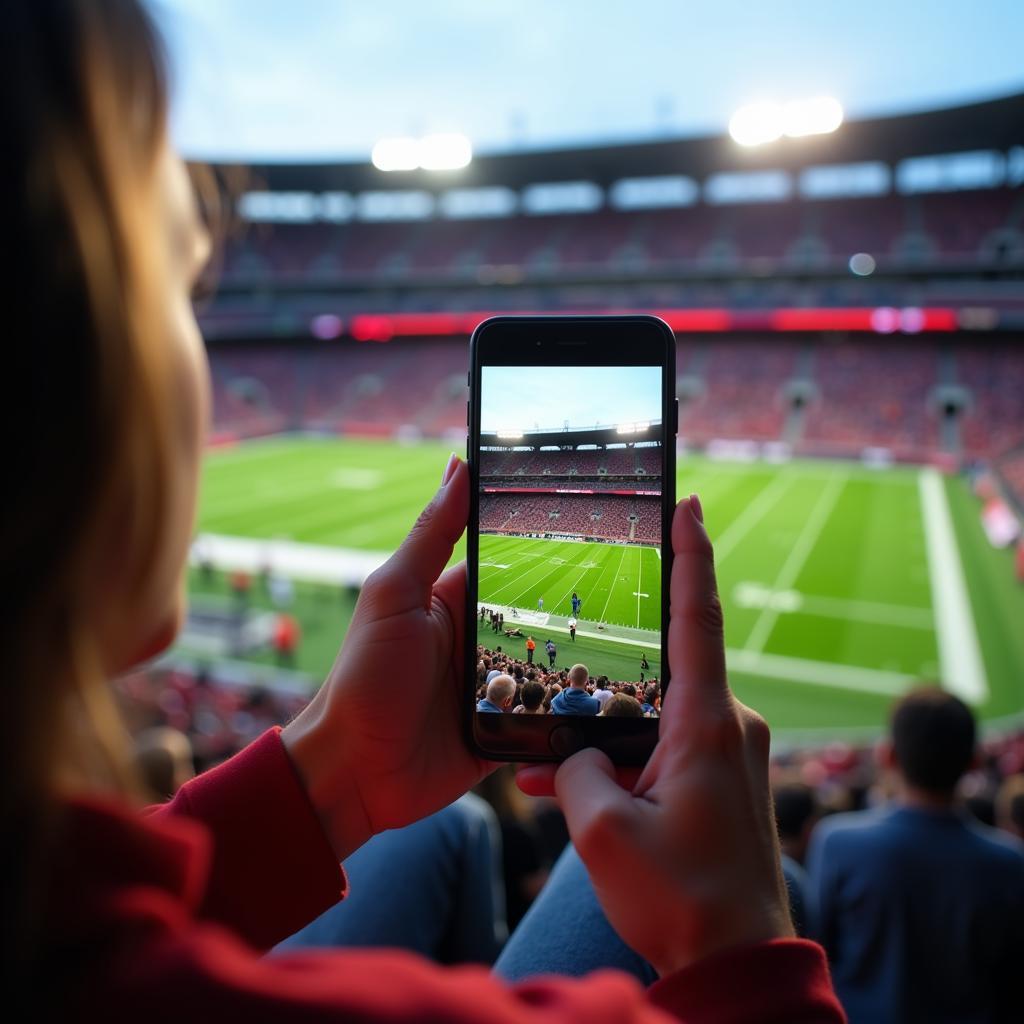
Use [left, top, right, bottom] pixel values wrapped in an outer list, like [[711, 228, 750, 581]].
[[551, 687, 600, 715]]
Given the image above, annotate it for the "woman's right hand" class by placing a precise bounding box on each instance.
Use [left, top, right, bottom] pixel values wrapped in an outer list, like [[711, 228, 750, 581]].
[[518, 495, 793, 978]]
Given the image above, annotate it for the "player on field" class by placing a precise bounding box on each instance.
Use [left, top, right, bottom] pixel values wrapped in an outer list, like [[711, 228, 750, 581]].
[[537, 596, 544, 611], [568, 617, 577, 641], [545, 639, 557, 667], [571, 591, 582, 617]]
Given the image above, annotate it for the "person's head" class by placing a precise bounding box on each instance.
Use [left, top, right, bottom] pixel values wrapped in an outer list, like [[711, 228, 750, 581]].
[[4, 0, 211, 796], [485, 674, 516, 711], [885, 688, 976, 798], [643, 683, 659, 706], [568, 664, 589, 689], [772, 782, 819, 863], [595, 677, 607, 691], [600, 693, 643, 718], [622, 683, 638, 699], [996, 774, 1024, 841], [519, 680, 545, 713]]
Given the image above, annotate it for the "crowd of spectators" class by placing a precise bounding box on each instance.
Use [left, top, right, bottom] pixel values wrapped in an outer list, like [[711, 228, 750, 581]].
[[473, 644, 661, 718], [478, 493, 660, 543], [480, 446, 660, 477]]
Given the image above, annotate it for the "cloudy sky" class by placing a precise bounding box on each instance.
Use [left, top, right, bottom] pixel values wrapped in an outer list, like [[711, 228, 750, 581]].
[[481, 365, 662, 433], [152, 0, 1024, 162]]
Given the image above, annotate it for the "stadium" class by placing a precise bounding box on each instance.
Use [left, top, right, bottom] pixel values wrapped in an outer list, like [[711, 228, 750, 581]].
[[179, 89, 1024, 740], [12, 3, 1024, 1019]]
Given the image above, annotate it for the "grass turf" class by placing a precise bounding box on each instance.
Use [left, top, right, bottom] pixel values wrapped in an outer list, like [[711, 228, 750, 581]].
[[186, 436, 1024, 737]]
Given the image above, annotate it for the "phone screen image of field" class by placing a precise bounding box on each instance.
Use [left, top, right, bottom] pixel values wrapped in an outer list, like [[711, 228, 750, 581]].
[[476, 364, 663, 717]]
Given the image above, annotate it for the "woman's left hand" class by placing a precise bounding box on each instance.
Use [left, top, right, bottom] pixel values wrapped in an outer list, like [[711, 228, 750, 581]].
[[281, 455, 494, 860]]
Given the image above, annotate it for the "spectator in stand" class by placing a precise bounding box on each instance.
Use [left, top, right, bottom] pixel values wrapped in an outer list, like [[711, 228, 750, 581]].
[[592, 676, 613, 711], [996, 775, 1024, 842], [477, 675, 516, 713], [774, 783, 820, 867], [230, 567, 252, 609], [272, 611, 301, 667], [3, 3, 841, 1020], [513, 681, 547, 715], [808, 688, 1024, 1023], [641, 683, 660, 717], [599, 693, 643, 718], [551, 664, 601, 716]]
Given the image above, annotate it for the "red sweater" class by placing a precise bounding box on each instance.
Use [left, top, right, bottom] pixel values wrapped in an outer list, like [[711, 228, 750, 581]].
[[44, 728, 844, 1022]]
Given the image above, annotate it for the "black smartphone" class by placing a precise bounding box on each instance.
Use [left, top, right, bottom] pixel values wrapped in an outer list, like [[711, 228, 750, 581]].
[[464, 315, 677, 764]]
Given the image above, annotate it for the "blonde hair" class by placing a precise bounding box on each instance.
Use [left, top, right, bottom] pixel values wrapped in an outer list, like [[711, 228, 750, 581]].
[[2, 0, 175, 976]]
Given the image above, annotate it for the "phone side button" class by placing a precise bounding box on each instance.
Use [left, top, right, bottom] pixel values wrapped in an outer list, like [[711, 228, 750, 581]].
[[549, 723, 584, 758], [466, 436, 471, 461], [674, 398, 680, 434]]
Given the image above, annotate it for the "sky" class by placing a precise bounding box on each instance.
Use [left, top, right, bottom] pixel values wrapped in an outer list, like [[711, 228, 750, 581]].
[[481, 366, 662, 434], [152, 0, 1024, 162]]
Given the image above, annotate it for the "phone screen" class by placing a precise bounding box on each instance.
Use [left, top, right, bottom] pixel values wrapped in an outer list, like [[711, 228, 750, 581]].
[[472, 354, 668, 728]]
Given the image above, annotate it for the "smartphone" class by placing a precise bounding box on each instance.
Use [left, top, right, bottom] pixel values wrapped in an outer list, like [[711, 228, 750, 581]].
[[465, 315, 677, 764]]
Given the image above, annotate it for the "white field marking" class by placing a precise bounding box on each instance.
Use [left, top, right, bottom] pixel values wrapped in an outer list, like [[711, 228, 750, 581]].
[[552, 552, 603, 616], [599, 545, 630, 623], [478, 548, 544, 585], [504, 543, 589, 608], [732, 582, 935, 630], [329, 468, 384, 489], [655, 547, 661, 560], [479, 562, 511, 570], [636, 543, 643, 627], [918, 469, 988, 702], [712, 471, 796, 563], [482, 545, 567, 599], [744, 472, 849, 655], [728, 649, 913, 697], [632, 592, 650, 598]]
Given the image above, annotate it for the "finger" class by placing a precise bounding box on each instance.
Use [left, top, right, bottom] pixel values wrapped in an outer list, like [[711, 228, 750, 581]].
[[555, 747, 639, 851], [516, 761, 643, 798], [363, 456, 468, 612], [665, 494, 729, 721]]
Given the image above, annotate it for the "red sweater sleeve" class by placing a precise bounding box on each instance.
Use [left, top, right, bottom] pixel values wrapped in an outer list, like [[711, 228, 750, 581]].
[[152, 727, 346, 949]]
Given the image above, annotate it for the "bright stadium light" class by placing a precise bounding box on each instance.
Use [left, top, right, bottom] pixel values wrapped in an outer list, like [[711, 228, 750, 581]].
[[497, 430, 523, 439], [728, 102, 783, 147], [371, 137, 419, 172], [782, 96, 843, 138], [371, 133, 472, 172], [729, 96, 843, 147], [616, 422, 649, 434], [418, 133, 473, 171]]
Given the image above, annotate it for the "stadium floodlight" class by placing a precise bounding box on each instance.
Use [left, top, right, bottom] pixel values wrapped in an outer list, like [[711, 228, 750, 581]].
[[728, 103, 783, 147], [849, 252, 876, 276], [418, 133, 473, 171], [729, 96, 843, 147], [497, 430, 523, 439], [371, 137, 419, 172], [782, 96, 843, 139]]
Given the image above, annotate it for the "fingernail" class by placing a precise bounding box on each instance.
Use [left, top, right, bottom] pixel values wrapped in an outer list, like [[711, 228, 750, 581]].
[[690, 493, 704, 523], [441, 452, 459, 486]]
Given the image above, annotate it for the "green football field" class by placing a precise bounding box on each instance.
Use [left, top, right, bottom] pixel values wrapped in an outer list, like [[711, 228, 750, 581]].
[[478, 535, 662, 632], [187, 435, 1024, 739]]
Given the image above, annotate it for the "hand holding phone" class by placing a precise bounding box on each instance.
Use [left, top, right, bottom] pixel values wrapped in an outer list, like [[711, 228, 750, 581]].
[[518, 497, 794, 977], [466, 316, 677, 764]]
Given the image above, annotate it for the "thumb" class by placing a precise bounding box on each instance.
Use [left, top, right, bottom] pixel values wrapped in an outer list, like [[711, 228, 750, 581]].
[[555, 747, 641, 863], [361, 455, 468, 613]]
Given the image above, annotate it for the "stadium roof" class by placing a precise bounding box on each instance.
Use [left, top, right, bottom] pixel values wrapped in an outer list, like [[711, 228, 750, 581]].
[[482, 424, 664, 449], [232, 92, 1024, 192]]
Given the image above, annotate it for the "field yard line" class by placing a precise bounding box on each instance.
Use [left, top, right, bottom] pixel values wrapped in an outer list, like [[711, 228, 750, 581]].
[[728, 649, 913, 697], [713, 472, 796, 564], [599, 545, 629, 623], [744, 472, 848, 655], [798, 593, 935, 630], [482, 544, 566, 600], [478, 550, 542, 585], [552, 555, 598, 615], [636, 545, 643, 628], [918, 469, 988, 702], [504, 543, 584, 608]]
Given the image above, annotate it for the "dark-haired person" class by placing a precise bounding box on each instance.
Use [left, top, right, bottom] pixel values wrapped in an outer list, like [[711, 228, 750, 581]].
[[3, 1, 842, 1020], [808, 688, 1024, 1023], [545, 638, 557, 668], [513, 680, 546, 715]]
